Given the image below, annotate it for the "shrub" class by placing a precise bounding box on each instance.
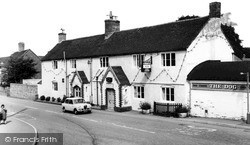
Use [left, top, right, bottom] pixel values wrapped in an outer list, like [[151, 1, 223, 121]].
[[52, 97, 56, 102], [175, 106, 190, 113], [57, 97, 61, 103], [40, 95, 45, 101], [45, 96, 51, 101], [62, 95, 68, 103], [139, 102, 151, 110], [35, 94, 39, 100]]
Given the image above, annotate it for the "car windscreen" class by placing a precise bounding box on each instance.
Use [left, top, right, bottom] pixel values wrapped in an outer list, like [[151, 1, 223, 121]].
[[74, 99, 84, 104]]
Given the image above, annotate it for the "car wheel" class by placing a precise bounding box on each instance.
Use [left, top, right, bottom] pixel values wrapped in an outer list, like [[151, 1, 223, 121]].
[[74, 109, 78, 115], [62, 107, 66, 112]]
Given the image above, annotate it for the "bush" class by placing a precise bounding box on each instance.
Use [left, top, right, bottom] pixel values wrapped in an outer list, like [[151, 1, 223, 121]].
[[45, 96, 51, 101], [40, 95, 45, 101], [139, 102, 151, 110], [57, 97, 61, 103], [35, 94, 39, 100], [175, 106, 190, 113], [52, 97, 56, 102], [62, 95, 68, 103]]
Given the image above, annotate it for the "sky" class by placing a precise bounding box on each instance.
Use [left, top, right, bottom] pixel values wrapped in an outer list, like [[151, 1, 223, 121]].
[[0, 0, 249, 57]]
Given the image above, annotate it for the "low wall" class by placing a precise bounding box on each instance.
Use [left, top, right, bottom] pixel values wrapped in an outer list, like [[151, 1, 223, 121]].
[[0, 86, 10, 96], [10, 83, 38, 100]]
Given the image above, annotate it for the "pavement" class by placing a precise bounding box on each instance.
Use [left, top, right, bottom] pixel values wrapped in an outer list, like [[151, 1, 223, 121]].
[[178, 116, 250, 130], [119, 110, 250, 130], [0, 112, 37, 145]]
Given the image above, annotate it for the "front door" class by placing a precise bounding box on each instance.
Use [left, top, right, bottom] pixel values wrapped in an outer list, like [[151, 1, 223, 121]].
[[107, 89, 115, 109]]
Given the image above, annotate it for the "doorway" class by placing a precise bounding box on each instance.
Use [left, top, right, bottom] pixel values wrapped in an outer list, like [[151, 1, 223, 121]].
[[106, 89, 115, 109]]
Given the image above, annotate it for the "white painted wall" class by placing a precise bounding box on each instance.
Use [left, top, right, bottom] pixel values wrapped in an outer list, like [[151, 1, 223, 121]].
[[190, 82, 248, 120], [39, 17, 237, 112]]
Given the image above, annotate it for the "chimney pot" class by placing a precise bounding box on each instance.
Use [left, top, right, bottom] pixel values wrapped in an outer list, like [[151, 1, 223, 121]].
[[209, 2, 221, 18], [18, 42, 25, 52]]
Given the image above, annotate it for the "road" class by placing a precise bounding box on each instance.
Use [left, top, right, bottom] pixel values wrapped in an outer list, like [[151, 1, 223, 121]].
[[1, 96, 250, 145]]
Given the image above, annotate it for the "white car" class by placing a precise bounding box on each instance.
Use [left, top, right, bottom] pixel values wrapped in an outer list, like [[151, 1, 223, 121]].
[[62, 98, 92, 114]]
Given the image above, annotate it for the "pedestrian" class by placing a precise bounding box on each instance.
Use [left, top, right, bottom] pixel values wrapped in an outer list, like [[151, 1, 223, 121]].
[[0, 104, 7, 124]]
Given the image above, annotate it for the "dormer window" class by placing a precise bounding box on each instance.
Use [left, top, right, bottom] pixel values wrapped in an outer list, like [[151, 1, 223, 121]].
[[133, 54, 145, 67], [161, 53, 175, 66], [70, 59, 76, 68], [52, 60, 58, 69], [100, 57, 109, 68]]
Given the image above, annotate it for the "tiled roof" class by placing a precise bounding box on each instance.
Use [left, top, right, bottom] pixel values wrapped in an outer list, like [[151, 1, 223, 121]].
[[111, 66, 130, 86], [187, 60, 250, 82], [221, 25, 244, 59], [42, 16, 210, 61], [243, 47, 250, 58], [11, 50, 29, 59], [77, 71, 89, 84]]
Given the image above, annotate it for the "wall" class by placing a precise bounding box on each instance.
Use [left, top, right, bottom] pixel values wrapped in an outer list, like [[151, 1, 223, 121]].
[[190, 81, 248, 120], [0, 86, 10, 96], [10, 83, 37, 100]]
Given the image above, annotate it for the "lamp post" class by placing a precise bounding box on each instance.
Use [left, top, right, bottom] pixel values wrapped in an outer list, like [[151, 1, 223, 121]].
[[240, 72, 250, 124]]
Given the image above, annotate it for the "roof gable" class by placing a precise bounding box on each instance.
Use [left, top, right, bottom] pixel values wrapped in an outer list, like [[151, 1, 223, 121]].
[[187, 60, 250, 82], [71, 71, 89, 84], [102, 66, 130, 86], [42, 16, 209, 61]]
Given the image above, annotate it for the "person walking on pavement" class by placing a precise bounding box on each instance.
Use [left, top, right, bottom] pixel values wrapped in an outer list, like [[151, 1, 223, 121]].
[[0, 104, 7, 124]]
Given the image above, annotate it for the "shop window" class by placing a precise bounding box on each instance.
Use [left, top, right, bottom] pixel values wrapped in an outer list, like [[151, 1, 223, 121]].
[[100, 57, 109, 68], [134, 86, 144, 98], [161, 53, 175, 66], [133, 54, 145, 67], [162, 87, 174, 101]]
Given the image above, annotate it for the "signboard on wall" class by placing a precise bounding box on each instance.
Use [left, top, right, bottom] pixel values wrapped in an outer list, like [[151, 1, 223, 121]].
[[141, 57, 152, 72], [192, 83, 248, 91]]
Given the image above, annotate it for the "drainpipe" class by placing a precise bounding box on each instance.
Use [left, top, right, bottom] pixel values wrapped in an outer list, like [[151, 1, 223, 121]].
[[188, 81, 192, 113], [96, 76, 99, 106], [89, 58, 93, 103], [63, 51, 68, 97]]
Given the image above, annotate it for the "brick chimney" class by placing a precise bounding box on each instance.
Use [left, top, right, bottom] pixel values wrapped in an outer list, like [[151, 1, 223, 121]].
[[105, 11, 120, 39], [18, 42, 25, 52], [209, 2, 221, 18], [58, 28, 66, 43]]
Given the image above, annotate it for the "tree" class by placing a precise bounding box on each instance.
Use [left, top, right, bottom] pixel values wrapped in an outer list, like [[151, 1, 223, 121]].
[[1, 56, 38, 86]]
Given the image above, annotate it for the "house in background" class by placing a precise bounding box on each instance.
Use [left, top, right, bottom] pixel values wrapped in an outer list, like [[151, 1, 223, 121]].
[[39, 2, 249, 119], [10, 42, 42, 80], [0, 42, 43, 84]]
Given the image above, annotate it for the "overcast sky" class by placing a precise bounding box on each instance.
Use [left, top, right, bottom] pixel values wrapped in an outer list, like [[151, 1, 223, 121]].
[[0, 0, 249, 57]]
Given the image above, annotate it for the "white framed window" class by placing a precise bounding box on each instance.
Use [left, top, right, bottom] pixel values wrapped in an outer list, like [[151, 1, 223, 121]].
[[100, 57, 109, 68], [133, 54, 145, 67], [134, 86, 144, 99], [52, 82, 58, 91], [70, 59, 76, 68], [74, 86, 81, 97], [162, 87, 174, 101], [52, 60, 58, 69], [161, 53, 175, 66]]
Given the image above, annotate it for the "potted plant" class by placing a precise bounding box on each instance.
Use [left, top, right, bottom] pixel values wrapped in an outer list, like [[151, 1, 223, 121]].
[[139, 102, 151, 114], [175, 106, 190, 118]]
